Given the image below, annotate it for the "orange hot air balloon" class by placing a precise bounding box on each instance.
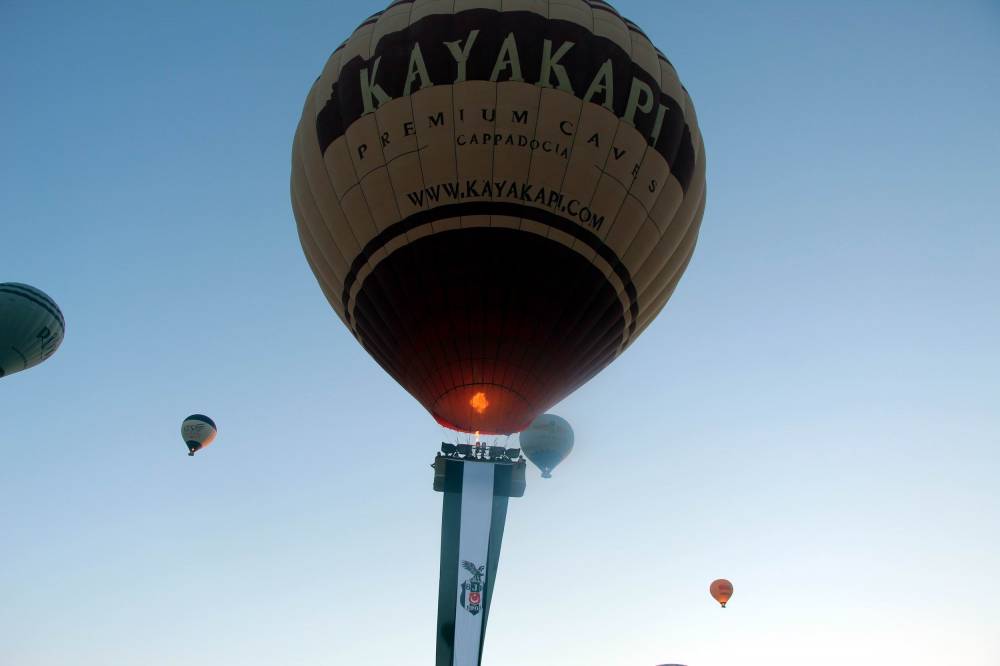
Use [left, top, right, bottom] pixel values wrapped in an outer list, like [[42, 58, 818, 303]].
[[710, 579, 733, 608]]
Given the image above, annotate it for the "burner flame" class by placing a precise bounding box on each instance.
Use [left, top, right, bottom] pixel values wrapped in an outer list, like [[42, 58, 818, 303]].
[[470, 391, 489, 415]]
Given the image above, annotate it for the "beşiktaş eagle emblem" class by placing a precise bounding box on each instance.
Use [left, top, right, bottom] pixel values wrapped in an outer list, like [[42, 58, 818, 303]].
[[459, 561, 486, 616]]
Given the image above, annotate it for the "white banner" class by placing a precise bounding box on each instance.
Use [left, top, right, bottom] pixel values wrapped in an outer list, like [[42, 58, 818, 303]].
[[452, 462, 494, 666]]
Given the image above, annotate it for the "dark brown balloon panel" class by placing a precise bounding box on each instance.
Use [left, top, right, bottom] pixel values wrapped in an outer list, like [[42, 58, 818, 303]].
[[291, 1, 707, 434]]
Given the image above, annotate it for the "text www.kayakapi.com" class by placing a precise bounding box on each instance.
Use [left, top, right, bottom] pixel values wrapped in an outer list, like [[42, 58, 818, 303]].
[[405, 180, 605, 232]]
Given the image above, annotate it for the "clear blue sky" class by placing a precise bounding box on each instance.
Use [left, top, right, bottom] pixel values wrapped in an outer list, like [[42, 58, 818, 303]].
[[2, 1, 998, 664]]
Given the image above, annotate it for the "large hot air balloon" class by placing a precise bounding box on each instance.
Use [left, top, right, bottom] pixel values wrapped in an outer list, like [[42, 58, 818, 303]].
[[181, 415, 217, 456], [0, 283, 65, 379], [291, 0, 706, 434], [520, 413, 573, 478], [710, 578, 733, 608]]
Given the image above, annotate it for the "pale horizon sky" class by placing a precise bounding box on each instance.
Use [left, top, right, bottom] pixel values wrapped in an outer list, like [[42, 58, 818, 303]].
[[2, 1, 998, 665]]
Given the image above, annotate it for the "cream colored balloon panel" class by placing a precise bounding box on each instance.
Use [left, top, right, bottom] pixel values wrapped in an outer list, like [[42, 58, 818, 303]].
[[346, 114, 387, 184], [542, 224, 576, 254], [515, 216, 549, 246], [633, 274, 693, 348], [382, 231, 413, 263], [591, 7, 632, 56], [323, 136, 361, 200], [483, 214, 513, 233], [311, 45, 346, 101], [388, 153, 426, 223], [656, 56, 685, 110], [410, 0, 458, 23], [338, 20, 375, 65], [289, 216, 347, 319], [634, 189, 705, 317], [492, 81, 542, 183], [375, 96, 419, 163], [328, 164, 380, 258], [411, 85, 458, 185], [649, 175, 684, 234], [307, 59, 361, 205], [457, 0, 500, 11], [632, 211, 703, 340], [621, 219, 661, 286], [370, 4, 412, 47], [639, 233, 699, 331], [290, 195, 346, 322], [626, 28, 660, 82], [603, 195, 649, 273], [627, 151, 706, 335], [293, 165, 356, 285], [636, 140, 705, 292], [682, 89, 703, 157], [583, 168, 628, 244], [453, 80, 499, 186], [431, 214, 463, 234], [459, 213, 492, 230], [291, 156, 350, 285], [296, 229, 349, 326], [526, 88, 579, 192], [548, 0, 593, 28], [560, 103, 617, 243], [632, 169, 706, 298], [499, 0, 548, 14], [359, 168, 401, 232], [374, 97, 424, 221], [600, 119, 648, 193], [629, 146, 672, 220], [294, 119, 363, 261], [339, 186, 383, 262], [313, 49, 344, 107]]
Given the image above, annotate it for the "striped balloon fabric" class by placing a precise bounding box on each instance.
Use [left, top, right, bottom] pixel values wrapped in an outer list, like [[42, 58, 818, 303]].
[[291, 0, 707, 434], [0, 283, 65, 379]]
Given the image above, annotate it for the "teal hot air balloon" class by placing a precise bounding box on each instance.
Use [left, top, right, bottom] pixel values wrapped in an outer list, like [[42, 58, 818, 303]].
[[519, 414, 574, 478], [0, 283, 65, 379], [181, 415, 217, 456]]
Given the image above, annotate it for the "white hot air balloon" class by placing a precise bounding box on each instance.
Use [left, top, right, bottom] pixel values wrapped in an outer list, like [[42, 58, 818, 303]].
[[181, 415, 217, 456], [519, 414, 574, 478]]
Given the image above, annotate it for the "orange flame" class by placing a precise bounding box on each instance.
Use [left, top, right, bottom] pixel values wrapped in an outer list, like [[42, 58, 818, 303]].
[[470, 391, 489, 414]]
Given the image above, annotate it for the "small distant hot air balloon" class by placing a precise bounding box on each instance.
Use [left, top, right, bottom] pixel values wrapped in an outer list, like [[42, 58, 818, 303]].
[[710, 579, 734, 608], [519, 414, 573, 478], [181, 415, 217, 456], [0, 283, 65, 379]]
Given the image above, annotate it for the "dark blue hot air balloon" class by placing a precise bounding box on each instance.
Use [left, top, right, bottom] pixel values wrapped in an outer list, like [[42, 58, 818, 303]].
[[0, 283, 65, 379]]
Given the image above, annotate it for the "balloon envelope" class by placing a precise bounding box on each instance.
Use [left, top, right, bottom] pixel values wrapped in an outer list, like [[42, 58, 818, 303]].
[[519, 413, 573, 478], [181, 415, 217, 456], [710, 578, 733, 607], [0, 283, 65, 379], [291, 0, 706, 434]]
